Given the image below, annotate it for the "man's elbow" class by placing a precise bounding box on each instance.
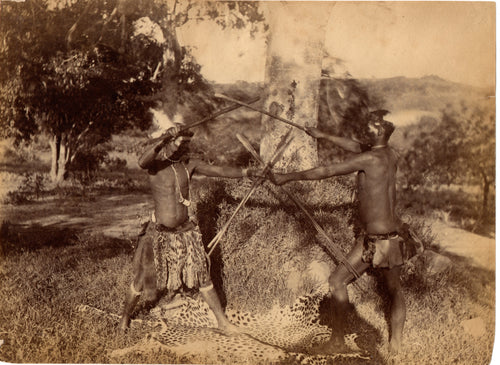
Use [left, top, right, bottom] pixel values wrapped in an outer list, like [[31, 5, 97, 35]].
[[138, 157, 152, 170]]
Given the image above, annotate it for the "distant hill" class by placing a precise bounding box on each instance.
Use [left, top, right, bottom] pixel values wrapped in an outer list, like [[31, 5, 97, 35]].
[[359, 75, 493, 126], [212, 75, 494, 154], [216, 76, 493, 128]]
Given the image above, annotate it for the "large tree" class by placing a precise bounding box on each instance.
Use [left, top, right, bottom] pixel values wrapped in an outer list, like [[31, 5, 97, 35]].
[[0, 0, 165, 183], [0, 0, 264, 183], [259, 2, 333, 170]]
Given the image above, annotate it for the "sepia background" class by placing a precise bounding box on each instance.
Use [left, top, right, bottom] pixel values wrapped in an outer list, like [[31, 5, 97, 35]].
[[0, 1, 495, 364]]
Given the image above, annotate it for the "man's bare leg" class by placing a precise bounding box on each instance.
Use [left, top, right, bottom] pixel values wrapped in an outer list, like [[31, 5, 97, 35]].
[[382, 266, 405, 354], [118, 283, 142, 332], [199, 283, 241, 335], [313, 240, 370, 354]]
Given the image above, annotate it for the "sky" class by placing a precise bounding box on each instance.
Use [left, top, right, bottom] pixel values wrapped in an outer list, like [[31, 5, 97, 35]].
[[178, 1, 495, 88]]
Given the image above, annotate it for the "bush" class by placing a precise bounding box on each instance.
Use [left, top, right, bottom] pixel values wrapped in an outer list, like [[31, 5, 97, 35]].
[[4, 172, 48, 204], [102, 156, 127, 171], [398, 185, 495, 231], [69, 146, 109, 182], [0, 142, 42, 165]]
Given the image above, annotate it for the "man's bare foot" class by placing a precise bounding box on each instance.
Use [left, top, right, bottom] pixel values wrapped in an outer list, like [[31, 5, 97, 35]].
[[118, 316, 130, 333], [388, 339, 401, 355], [383, 340, 401, 362], [309, 338, 351, 355], [218, 321, 243, 336]]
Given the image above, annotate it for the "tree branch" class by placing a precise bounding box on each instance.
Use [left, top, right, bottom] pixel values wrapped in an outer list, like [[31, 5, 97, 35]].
[[66, 0, 96, 49]]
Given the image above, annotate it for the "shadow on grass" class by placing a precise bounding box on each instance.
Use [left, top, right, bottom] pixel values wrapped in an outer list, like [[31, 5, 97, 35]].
[[413, 249, 495, 305], [0, 220, 134, 260], [317, 295, 387, 364]]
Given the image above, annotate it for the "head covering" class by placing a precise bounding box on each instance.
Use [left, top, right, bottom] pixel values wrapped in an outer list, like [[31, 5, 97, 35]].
[[369, 110, 395, 139], [148, 108, 185, 139], [370, 109, 391, 120]]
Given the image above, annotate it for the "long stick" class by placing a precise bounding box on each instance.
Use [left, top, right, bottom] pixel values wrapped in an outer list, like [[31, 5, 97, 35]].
[[214, 93, 306, 132], [180, 96, 260, 132], [235, 133, 361, 281], [207, 130, 293, 256], [148, 96, 260, 145]]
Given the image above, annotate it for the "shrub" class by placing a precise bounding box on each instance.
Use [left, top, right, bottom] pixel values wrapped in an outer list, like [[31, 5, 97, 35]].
[[69, 146, 109, 182], [102, 156, 127, 171], [4, 172, 48, 204], [0, 142, 42, 165]]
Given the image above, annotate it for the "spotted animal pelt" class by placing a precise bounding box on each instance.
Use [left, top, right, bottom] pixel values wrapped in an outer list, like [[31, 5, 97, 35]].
[[78, 293, 370, 364]]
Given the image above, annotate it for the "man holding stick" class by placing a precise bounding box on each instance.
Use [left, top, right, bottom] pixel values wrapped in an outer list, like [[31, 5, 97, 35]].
[[270, 111, 421, 355], [118, 117, 260, 334]]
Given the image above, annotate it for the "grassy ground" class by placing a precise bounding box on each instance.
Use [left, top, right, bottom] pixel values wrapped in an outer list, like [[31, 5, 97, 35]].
[[0, 148, 495, 364]]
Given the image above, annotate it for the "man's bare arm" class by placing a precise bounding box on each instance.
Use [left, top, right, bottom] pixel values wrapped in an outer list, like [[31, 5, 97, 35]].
[[306, 127, 363, 153], [192, 160, 261, 179], [138, 139, 168, 169], [272, 154, 372, 185], [138, 127, 180, 169]]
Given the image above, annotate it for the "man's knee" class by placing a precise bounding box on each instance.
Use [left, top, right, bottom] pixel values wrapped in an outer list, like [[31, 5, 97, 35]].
[[129, 281, 142, 297], [328, 274, 346, 294], [199, 280, 214, 293]]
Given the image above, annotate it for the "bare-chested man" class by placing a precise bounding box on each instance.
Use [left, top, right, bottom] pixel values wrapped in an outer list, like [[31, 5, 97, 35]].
[[118, 126, 258, 334], [271, 111, 420, 355]]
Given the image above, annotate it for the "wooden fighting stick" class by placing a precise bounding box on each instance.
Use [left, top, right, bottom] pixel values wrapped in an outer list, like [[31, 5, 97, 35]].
[[235, 133, 362, 282], [148, 96, 260, 146], [214, 93, 307, 132], [207, 129, 294, 257]]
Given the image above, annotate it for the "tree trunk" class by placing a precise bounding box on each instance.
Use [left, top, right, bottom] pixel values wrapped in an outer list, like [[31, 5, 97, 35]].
[[49, 134, 60, 183], [260, 2, 333, 171], [481, 172, 490, 220], [57, 137, 70, 183], [48, 133, 69, 185], [472, 171, 491, 233]]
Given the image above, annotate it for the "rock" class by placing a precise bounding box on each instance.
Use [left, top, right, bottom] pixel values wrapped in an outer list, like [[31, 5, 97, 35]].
[[422, 250, 452, 275], [461, 317, 486, 338]]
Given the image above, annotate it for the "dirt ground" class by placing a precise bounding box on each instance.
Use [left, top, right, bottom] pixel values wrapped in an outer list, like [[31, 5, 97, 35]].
[[1, 192, 153, 238], [3, 191, 495, 272], [430, 221, 495, 271]]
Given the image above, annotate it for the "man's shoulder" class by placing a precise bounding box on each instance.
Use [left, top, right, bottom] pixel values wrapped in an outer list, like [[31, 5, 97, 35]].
[[186, 157, 202, 168], [346, 150, 378, 163]]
